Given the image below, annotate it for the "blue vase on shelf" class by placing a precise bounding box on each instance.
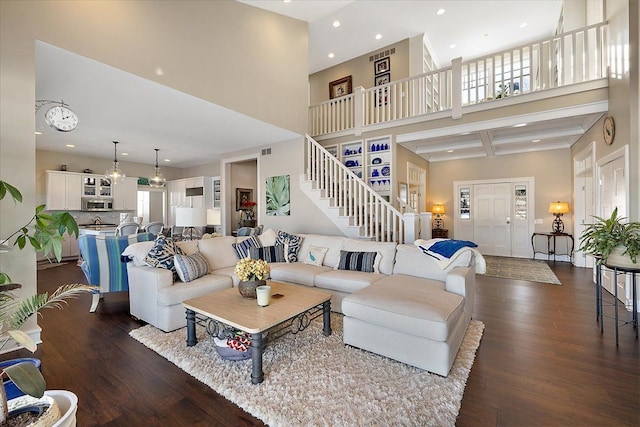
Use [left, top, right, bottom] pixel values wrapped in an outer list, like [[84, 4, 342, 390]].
[[372, 169, 379, 177]]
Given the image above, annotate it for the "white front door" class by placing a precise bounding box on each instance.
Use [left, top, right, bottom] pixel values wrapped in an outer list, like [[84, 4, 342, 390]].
[[597, 152, 627, 299], [474, 182, 511, 256]]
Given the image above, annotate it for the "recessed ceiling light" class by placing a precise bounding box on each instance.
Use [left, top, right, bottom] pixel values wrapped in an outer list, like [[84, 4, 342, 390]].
[[447, 150, 454, 153], [155, 67, 164, 76], [514, 123, 527, 127], [332, 20, 340, 28], [121, 152, 129, 156], [375, 34, 382, 40], [164, 159, 171, 162], [437, 8, 445, 15], [519, 22, 528, 28], [35, 131, 42, 135], [282, 0, 291, 3], [65, 144, 75, 148], [450, 44, 456, 49], [532, 139, 541, 142], [328, 53, 335, 58]]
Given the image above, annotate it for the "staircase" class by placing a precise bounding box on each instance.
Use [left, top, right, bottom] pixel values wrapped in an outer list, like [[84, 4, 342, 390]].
[[302, 135, 416, 243]]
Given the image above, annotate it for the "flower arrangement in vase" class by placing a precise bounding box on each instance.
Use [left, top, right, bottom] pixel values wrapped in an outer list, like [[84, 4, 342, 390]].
[[234, 258, 270, 298]]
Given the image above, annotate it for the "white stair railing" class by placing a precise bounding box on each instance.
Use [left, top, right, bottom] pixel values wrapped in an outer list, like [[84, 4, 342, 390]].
[[309, 22, 608, 137], [305, 135, 406, 243]]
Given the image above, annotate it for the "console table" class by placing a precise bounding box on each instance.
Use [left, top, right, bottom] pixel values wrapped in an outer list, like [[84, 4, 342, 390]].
[[595, 262, 639, 345], [531, 232, 574, 261]]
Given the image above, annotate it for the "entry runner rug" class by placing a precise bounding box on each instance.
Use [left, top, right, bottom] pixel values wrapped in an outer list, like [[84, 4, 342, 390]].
[[130, 314, 484, 426], [483, 255, 561, 285]]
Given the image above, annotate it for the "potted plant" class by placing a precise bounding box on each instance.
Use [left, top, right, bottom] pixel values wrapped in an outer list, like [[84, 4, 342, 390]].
[[1, 180, 97, 425], [578, 207, 640, 267], [234, 257, 270, 298]]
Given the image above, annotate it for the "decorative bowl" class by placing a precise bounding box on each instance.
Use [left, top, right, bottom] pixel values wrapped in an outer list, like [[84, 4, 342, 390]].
[[372, 157, 382, 164], [381, 166, 390, 176]]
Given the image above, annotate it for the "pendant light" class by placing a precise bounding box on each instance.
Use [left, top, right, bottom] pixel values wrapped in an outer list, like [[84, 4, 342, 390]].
[[148, 148, 166, 188], [105, 141, 126, 185]]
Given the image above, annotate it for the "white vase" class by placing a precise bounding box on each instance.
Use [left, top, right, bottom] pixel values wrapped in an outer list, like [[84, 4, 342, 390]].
[[45, 390, 78, 427], [606, 245, 639, 269]]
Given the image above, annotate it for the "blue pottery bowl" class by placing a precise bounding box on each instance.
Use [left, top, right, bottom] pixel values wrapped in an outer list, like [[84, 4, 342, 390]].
[[0, 358, 42, 400]]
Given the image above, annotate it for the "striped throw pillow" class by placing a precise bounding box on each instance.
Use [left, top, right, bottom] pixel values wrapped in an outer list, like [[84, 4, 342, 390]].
[[249, 244, 286, 263], [232, 236, 262, 259], [174, 252, 210, 283], [336, 250, 378, 273]]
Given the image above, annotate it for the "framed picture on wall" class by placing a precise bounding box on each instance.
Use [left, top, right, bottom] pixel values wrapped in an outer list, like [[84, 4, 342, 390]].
[[329, 75, 353, 99], [375, 73, 390, 86], [235, 188, 253, 211], [374, 57, 390, 75]]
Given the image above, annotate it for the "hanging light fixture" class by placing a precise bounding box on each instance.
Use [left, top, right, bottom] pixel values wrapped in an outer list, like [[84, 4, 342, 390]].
[[105, 141, 126, 185], [148, 148, 166, 188]]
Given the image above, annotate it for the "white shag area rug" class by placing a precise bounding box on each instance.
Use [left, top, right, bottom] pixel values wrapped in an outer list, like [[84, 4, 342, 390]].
[[130, 314, 484, 426]]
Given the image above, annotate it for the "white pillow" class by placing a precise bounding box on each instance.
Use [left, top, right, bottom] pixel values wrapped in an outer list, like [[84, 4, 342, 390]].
[[121, 241, 154, 266], [259, 228, 278, 247], [302, 246, 329, 267]]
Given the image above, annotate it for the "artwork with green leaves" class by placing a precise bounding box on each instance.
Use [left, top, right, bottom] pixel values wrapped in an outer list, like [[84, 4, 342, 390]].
[[265, 175, 290, 216]]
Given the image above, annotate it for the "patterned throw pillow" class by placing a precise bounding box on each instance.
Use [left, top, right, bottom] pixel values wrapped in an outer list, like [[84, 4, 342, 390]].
[[144, 235, 183, 272], [232, 236, 262, 259], [336, 250, 378, 273], [276, 231, 304, 263], [174, 252, 210, 283], [302, 245, 329, 267], [249, 244, 286, 263]]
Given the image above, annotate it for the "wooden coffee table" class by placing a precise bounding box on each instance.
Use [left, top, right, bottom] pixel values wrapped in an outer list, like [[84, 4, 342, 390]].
[[183, 280, 332, 384]]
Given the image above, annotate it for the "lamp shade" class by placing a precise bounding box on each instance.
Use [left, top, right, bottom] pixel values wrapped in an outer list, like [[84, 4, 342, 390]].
[[207, 209, 221, 225], [175, 207, 207, 227], [432, 204, 445, 215], [549, 202, 570, 215]]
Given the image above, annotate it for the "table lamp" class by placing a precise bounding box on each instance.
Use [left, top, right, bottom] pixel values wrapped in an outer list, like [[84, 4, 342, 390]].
[[207, 208, 221, 234], [175, 207, 207, 240], [549, 201, 569, 233], [432, 204, 445, 229]]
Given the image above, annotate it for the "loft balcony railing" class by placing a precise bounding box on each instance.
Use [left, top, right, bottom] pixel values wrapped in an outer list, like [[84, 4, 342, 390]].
[[309, 22, 608, 137]]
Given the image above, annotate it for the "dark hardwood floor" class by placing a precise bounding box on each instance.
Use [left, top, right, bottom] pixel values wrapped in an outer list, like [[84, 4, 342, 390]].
[[6, 260, 639, 426]]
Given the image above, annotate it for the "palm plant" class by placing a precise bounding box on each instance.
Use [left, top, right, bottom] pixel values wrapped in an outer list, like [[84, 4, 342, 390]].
[[1, 180, 97, 422]]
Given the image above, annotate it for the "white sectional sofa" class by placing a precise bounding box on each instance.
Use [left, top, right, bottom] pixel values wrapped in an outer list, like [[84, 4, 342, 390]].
[[123, 229, 480, 376]]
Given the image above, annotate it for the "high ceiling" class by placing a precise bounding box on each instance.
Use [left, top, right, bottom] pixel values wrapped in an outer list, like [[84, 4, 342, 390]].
[[36, 0, 593, 168]]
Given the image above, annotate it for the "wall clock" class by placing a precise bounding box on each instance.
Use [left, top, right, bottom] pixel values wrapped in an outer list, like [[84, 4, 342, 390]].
[[44, 105, 78, 132], [603, 116, 615, 145]]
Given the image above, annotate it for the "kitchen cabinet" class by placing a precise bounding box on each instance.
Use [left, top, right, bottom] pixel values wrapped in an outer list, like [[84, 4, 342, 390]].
[[113, 177, 138, 211], [46, 171, 82, 211], [213, 177, 221, 208]]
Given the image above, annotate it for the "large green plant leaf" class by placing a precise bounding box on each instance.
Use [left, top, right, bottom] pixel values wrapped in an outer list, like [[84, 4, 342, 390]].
[[3, 362, 45, 398]]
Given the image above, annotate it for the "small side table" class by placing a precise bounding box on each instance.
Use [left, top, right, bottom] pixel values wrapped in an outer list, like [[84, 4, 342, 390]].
[[596, 262, 639, 345], [531, 232, 574, 261], [432, 229, 448, 238]]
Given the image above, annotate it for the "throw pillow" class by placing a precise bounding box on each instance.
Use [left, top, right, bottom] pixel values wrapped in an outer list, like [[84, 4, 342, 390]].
[[122, 241, 155, 266], [335, 250, 378, 273], [174, 252, 210, 283], [232, 236, 262, 259], [144, 235, 184, 272], [249, 244, 286, 263], [302, 245, 329, 267], [276, 231, 304, 263], [258, 228, 278, 247]]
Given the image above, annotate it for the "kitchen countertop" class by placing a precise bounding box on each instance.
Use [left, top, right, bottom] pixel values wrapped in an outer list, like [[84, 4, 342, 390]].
[[78, 225, 118, 235]]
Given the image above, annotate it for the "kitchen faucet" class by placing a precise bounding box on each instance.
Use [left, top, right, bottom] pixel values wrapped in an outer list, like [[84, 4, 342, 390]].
[[93, 216, 102, 225]]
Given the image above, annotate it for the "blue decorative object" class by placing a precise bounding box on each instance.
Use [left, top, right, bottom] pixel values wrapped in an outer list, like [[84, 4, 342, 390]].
[[372, 169, 379, 177], [345, 160, 356, 167], [371, 143, 376, 151], [372, 157, 382, 164], [381, 166, 390, 176]]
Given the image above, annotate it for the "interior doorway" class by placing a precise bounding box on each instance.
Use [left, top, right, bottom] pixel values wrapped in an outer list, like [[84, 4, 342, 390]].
[[407, 162, 426, 212], [137, 188, 166, 226], [221, 154, 259, 235]]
